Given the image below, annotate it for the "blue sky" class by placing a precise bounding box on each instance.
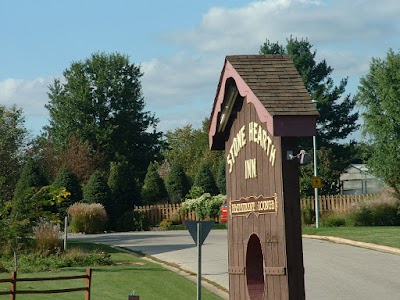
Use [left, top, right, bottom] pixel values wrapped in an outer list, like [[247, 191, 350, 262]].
[[1, 0, 400, 140]]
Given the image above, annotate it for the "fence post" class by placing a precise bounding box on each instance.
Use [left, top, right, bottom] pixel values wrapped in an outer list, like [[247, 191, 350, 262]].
[[10, 271, 16, 300], [85, 268, 92, 300]]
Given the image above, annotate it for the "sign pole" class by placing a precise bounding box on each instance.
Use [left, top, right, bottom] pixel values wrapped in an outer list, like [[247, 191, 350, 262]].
[[197, 222, 202, 300], [313, 134, 320, 228]]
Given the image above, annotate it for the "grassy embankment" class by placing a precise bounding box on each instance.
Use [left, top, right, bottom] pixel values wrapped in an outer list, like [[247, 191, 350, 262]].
[[302, 226, 400, 249], [0, 241, 223, 300]]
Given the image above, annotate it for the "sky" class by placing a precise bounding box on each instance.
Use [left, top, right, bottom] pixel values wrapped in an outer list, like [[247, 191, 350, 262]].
[[1, 0, 400, 141]]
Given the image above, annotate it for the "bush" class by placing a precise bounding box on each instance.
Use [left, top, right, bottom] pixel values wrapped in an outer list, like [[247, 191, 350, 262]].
[[301, 201, 315, 225], [321, 213, 347, 227], [180, 193, 225, 220], [159, 219, 173, 228], [115, 210, 150, 232], [68, 203, 108, 234], [33, 220, 62, 256]]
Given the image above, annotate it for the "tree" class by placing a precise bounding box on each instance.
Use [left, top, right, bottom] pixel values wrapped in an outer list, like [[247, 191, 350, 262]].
[[45, 52, 163, 181], [260, 37, 359, 195], [165, 163, 190, 203], [108, 161, 140, 228], [13, 158, 48, 201], [216, 159, 226, 195], [163, 118, 224, 183], [83, 171, 111, 207], [53, 165, 82, 217], [260, 37, 359, 148], [356, 48, 400, 198], [141, 162, 168, 205], [193, 161, 219, 196], [0, 105, 27, 202]]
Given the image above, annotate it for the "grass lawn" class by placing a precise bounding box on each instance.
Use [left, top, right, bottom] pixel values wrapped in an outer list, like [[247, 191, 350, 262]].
[[0, 241, 223, 300], [302, 226, 400, 249]]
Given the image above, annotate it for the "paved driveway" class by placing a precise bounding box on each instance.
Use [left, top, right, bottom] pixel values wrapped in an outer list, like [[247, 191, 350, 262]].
[[71, 230, 400, 299]]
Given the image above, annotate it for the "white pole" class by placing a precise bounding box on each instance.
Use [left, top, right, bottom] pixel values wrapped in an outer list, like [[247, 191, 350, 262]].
[[64, 216, 68, 250], [313, 135, 320, 228]]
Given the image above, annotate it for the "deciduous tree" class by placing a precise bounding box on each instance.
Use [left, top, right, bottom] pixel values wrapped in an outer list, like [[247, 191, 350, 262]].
[[356, 48, 400, 198]]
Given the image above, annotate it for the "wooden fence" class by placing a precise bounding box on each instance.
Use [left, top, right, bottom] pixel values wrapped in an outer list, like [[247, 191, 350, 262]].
[[0, 268, 92, 300], [301, 194, 373, 213], [135, 194, 374, 225]]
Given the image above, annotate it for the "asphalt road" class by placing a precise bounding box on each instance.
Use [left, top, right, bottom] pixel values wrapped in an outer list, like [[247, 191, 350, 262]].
[[71, 230, 400, 299]]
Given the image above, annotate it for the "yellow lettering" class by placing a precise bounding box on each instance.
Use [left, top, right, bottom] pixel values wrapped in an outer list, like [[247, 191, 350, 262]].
[[227, 154, 233, 173], [245, 158, 257, 179], [249, 122, 253, 142], [253, 123, 258, 142], [270, 146, 276, 166]]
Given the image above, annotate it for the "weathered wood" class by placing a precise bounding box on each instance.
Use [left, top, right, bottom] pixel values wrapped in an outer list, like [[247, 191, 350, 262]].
[[0, 268, 92, 299]]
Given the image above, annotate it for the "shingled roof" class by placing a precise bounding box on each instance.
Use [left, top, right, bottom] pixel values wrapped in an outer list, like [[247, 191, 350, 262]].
[[226, 55, 318, 116], [209, 54, 319, 150]]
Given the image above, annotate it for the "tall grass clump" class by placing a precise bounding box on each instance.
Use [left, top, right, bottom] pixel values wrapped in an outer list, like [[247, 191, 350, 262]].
[[68, 203, 108, 233], [33, 219, 62, 255]]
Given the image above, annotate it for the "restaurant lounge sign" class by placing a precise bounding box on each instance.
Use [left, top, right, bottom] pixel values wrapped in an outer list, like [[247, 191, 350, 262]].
[[231, 194, 278, 217]]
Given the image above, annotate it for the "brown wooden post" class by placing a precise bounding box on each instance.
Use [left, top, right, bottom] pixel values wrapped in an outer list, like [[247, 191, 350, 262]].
[[209, 55, 318, 299], [85, 268, 92, 300], [10, 271, 16, 300]]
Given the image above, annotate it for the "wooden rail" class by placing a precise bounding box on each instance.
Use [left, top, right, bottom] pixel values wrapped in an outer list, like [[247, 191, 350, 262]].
[[0, 268, 92, 300]]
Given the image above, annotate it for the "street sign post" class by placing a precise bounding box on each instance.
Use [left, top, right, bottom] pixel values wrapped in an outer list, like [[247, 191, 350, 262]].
[[185, 221, 214, 300]]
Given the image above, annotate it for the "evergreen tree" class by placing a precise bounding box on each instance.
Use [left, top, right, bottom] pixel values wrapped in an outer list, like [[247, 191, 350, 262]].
[[193, 161, 219, 196], [13, 158, 47, 201], [216, 159, 226, 195], [108, 161, 140, 228], [260, 36, 359, 195], [166, 163, 190, 203], [53, 165, 82, 217], [141, 162, 168, 205], [83, 171, 111, 208]]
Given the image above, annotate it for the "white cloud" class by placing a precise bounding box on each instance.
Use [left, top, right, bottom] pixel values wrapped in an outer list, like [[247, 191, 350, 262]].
[[0, 77, 51, 116]]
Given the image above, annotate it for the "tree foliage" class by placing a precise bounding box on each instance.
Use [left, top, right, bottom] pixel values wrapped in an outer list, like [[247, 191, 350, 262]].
[[165, 163, 190, 203], [260, 37, 359, 195], [83, 171, 111, 207], [45, 52, 163, 181], [260, 37, 359, 148], [0, 105, 27, 202], [13, 158, 48, 202], [356, 48, 400, 197], [52, 165, 82, 217], [216, 159, 226, 195], [108, 161, 140, 228], [163, 118, 223, 184], [141, 162, 168, 205], [193, 161, 219, 196]]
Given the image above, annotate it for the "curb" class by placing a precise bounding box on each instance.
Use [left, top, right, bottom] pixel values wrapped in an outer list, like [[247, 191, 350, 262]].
[[302, 234, 400, 255]]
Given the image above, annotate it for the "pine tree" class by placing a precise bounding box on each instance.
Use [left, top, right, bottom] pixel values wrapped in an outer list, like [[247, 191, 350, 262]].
[[83, 171, 111, 208], [216, 159, 226, 195], [13, 158, 47, 201], [166, 163, 190, 203], [141, 162, 168, 205], [108, 161, 140, 228], [193, 161, 219, 196], [53, 165, 82, 217]]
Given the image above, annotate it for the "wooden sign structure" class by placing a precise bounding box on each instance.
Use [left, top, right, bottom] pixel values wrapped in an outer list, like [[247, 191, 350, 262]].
[[209, 55, 318, 300]]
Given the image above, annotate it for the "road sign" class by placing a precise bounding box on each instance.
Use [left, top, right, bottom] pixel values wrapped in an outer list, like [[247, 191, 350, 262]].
[[185, 221, 214, 246], [312, 176, 322, 189]]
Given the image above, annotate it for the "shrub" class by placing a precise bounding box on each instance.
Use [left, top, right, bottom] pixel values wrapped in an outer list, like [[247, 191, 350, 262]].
[[321, 213, 347, 227], [68, 203, 108, 234], [33, 220, 62, 256], [193, 161, 219, 196], [115, 210, 150, 232], [159, 219, 173, 228], [180, 193, 225, 220], [301, 201, 315, 225], [141, 162, 168, 204]]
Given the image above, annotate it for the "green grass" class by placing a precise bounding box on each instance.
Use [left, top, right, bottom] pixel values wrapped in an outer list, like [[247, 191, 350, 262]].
[[303, 226, 400, 249], [0, 242, 223, 300]]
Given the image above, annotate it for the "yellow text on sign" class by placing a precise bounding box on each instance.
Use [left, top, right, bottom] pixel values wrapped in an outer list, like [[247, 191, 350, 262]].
[[312, 176, 322, 189]]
